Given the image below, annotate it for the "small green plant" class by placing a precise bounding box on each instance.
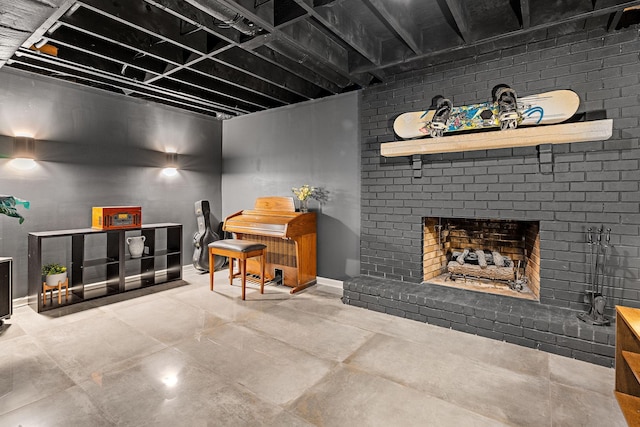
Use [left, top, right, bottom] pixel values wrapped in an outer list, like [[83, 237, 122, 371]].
[[42, 263, 67, 276]]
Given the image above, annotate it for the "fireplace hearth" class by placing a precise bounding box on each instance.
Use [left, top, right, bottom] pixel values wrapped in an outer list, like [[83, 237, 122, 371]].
[[342, 275, 615, 367]]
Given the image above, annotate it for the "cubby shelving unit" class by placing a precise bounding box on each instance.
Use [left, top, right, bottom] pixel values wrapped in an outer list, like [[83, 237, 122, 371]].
[[0, 257, 12, 324], [615, 305, 640, 426], [28, 223, 182, 312]]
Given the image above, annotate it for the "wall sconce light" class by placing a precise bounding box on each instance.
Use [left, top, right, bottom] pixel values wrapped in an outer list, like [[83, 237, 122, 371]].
[[10, 136, 37, 170], [162, 152, 178, 176]]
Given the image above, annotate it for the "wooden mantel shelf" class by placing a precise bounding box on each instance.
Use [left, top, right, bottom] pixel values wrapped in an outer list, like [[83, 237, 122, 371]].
[[380, 119, 613, 157]]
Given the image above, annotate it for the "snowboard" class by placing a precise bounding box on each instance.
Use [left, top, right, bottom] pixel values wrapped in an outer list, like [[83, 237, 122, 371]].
[[393, 90, 580, 139]]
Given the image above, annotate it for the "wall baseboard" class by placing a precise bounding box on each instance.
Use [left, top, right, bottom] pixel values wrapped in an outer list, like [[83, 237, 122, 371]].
[[12, 295, 29, 309], [316, 276, 343, 289], [184, 263, 344, 289]]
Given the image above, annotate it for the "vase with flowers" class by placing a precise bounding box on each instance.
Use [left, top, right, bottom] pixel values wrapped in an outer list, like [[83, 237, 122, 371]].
[[292, 184, 315, 213]]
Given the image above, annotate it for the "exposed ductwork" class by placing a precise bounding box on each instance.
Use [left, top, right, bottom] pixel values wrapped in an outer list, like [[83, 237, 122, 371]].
[[182, 0, 259, 36]]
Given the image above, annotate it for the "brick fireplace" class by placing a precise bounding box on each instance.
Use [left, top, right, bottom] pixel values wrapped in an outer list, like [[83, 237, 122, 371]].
[[344, 26, 640, 367]]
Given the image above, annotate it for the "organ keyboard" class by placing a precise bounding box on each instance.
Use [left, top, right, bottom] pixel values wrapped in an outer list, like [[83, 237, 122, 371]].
[[223, 196, 317, 293]]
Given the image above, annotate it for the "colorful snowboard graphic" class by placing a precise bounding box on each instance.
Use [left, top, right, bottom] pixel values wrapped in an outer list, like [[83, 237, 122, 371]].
[[393, 90, 580, 139]]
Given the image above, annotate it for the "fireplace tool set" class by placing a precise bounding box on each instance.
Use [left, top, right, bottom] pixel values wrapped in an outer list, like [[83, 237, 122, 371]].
[[577, 227, 611, 326]]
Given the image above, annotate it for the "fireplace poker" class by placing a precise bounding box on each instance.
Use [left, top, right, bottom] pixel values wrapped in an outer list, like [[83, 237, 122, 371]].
[[599, 228, 612, 297], [594, 227, 603, 295], [586, 227, 594, 304]]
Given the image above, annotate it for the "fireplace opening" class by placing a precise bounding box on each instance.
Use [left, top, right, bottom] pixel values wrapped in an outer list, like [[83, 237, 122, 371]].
[[423, 217, 540, 301]]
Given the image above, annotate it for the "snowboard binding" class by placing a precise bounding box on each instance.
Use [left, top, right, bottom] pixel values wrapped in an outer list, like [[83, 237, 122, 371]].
[[429, 97, 452, 138], [494, 86, 521, 130]]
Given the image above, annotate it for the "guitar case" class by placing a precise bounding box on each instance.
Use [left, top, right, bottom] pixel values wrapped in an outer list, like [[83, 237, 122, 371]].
[[192, 200, 225, 272]]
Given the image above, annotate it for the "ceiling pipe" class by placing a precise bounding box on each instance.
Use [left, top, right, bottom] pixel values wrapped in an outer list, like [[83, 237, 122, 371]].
[[34, 38, 48, 49], [183, 0, 258, 36]]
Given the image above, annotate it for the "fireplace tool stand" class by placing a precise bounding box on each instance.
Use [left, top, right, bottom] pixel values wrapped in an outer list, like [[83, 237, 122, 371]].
[[577, 227, 611, 326]]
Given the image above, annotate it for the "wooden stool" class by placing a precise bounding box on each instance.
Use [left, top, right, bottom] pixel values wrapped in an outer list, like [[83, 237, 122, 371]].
[[208, 239, 267, 300], [42, 277, 69, 306]]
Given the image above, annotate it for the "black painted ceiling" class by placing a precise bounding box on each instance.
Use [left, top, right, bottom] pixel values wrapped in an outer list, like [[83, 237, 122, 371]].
[[1, 0, 639, 118]]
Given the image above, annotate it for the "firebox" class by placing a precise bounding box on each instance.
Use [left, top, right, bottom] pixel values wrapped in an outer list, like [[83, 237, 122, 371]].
[[423, 217, 540, 300]]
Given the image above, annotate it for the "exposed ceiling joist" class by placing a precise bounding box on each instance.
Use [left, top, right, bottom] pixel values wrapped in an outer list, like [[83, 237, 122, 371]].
[[520, 0, 531, 29], [145, 0, 243, 44], [364, 0, 423, 55], [78, 0, 213, 56], [443, 0, 474, 44], [293, 0, 383, 67], [1, 0, 638, 118]]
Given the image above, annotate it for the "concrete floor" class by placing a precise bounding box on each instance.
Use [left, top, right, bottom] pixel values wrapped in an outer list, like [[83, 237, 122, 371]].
[[0, 267, 626, 426]]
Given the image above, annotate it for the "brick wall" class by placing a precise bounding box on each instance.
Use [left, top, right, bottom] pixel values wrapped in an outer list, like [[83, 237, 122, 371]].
[[359, 25, 640, 312]]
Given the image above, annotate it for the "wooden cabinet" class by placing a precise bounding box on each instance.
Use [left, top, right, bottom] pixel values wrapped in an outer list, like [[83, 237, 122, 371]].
[[0, 257, 12, 324], [28, 223, 182, 313], [615, 306, 640, 426]]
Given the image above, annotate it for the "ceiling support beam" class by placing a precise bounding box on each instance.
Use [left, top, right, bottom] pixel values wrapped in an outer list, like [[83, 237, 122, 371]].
[[61, 4, 313, 104], [53, 18, 300, 105], [75, 0, 327, 101], [203, 0, 372, 86], [520, 0, 531, 29], [214, 47, 324, 99], [293, 0, 383, 66], [144, 0, 243, 44], [189, 58, 305, 104], [10, 59, 226, 116], [47, 26, 168, 75], [12, 48, 246, 115], [77, 0, 214, 55], [363, 0, 640, 75], [143, 2, 342, 96], [265, 38, 352, 89], [363, 0, 423, 55], [252, 44, 342, 94], [279, 19, 349, 75], [58, 17, 187, 66], [46, 35, 271, 110], [21, 44, 253, 111], [444, 0, 473, 43], [163, 70, 282, 109], [17, 0, 76, 49], [607, 9, 624, 30]]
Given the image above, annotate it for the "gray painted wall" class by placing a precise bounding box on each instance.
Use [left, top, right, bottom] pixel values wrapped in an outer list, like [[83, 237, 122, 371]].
[[222, 92, 361, 280], [0, 68, 223, 298]]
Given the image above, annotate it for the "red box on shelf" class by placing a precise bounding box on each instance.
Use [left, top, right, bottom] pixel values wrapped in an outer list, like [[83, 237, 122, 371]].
[[91, 206, 141, 230]]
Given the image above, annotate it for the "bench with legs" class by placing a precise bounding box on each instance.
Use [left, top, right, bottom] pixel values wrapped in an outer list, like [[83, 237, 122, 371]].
[[208, 239, 266, 300]]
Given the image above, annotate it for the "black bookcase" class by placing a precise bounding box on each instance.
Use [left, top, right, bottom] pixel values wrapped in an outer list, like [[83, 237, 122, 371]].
[[28, 223, 182, 313], [0, 257, 11, 324]]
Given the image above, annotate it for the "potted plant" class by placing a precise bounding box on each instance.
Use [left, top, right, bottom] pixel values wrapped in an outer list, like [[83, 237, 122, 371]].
[[42, 263, 67, 287]]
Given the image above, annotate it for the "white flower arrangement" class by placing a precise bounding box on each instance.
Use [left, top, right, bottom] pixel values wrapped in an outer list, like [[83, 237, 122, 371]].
[[292, 184, 316, 201]]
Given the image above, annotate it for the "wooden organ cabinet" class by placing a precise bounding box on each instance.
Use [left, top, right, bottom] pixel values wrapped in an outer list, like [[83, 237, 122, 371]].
[[223, 196, 316, 293]]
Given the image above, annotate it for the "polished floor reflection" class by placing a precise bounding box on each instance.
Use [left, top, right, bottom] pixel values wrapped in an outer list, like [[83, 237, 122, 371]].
[[0, 267, 625, 426]]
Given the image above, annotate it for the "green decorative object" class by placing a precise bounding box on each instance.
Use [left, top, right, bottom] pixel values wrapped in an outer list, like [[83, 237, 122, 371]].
[[0, 195, 30, 224]]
